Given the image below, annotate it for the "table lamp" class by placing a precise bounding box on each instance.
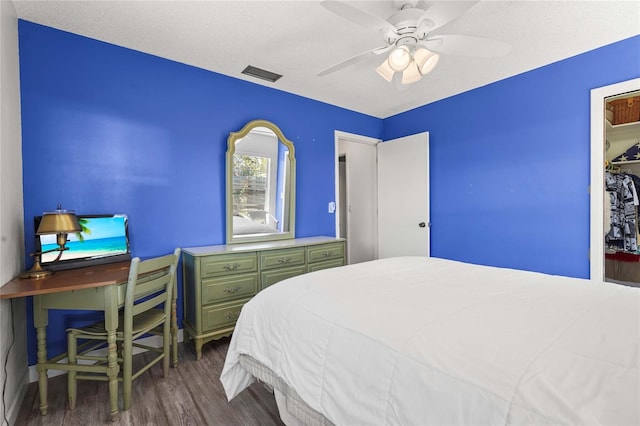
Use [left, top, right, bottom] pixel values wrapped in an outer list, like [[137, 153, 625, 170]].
[[20, 204, 82, 279]]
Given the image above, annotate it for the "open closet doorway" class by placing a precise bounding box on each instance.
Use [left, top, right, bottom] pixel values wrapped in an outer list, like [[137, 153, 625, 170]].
[[590, 78, 640, 286]]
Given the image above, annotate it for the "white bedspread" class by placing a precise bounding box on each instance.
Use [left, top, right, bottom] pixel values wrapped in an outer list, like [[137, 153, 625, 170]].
[[233, 215, 277, 235], [221, 257, 640, 425]]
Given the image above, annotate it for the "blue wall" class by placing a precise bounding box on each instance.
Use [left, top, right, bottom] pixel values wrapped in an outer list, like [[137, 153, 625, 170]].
[[18, 20, 640, 364], [384, 35, 640, 278], [18, 20, 382, 364]]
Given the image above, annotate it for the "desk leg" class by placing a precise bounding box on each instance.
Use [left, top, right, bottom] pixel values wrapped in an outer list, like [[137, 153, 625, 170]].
[[107, 330, 119, 421], [33, 296, 48, 416], [104, 287, 120, 422], [36, 328, 48, 415]]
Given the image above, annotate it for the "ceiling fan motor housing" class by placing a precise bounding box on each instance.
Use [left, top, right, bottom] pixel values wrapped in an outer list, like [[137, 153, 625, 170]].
[[393, 0, 419, 10], [384, 7, 431, 46], [395, 36, 418, 47]]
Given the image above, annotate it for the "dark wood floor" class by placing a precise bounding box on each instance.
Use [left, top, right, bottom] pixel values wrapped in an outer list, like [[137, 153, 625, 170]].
[[15, 336, 285, 425]]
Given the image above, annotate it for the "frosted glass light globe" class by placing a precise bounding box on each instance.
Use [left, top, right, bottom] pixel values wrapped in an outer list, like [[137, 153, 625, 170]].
[[414, 48, 440, 75], [388, 46, 411, 72], [401, 61, 422, 85], [376, 59, 395, 82]]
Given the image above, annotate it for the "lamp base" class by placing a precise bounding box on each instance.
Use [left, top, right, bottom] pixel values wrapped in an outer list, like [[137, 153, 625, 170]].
[[19, 268, 53, 279], [19, 254, 53, 279]]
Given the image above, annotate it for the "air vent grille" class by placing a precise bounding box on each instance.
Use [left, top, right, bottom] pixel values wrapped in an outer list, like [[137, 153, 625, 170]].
[[241, 65, 282, 83]]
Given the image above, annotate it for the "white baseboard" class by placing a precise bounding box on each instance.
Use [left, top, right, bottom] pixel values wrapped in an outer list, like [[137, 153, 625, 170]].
[[5, 367, 29, 426], [28, 329, 184, 383]]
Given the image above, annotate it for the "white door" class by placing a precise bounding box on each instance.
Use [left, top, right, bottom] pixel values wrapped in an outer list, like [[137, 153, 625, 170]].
[[377, 133, 429, 258], [337, 134, 378, 264]]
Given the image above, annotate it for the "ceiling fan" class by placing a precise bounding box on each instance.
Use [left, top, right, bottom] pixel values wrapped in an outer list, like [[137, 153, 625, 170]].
[[317, 0, 511, 86]]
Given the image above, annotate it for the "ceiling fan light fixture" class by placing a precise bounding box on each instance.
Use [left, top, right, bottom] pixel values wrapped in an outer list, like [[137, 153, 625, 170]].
[[414, 48, 440, 75], [401, 61, 422, 85], [387, 46, 411, 72], [376, 59, 395, 82]]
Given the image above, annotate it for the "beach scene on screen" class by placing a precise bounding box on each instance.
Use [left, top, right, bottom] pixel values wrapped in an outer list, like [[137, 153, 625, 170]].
[[40, 216, 128, 263]]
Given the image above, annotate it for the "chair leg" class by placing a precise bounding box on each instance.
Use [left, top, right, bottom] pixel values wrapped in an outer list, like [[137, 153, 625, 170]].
[[171, 297, 179, 368], [163, 323, 170, 377], [122, 336, 133, 410], [67, 333, 77, 410], [116, 340, 123, 360]]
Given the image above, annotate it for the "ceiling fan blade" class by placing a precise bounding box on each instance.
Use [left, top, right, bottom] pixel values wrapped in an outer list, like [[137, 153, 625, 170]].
[[317, 45, 392, 77], [321, 0, 397, 34], [417, 1, 479, 31], [421, 35, 511, 58]]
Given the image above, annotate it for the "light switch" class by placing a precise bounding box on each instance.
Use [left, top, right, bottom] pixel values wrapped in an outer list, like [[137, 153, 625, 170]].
[[328, 201, 336, 213]]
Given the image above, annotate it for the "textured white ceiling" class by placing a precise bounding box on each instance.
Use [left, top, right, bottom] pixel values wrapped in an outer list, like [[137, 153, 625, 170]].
[[12, 0, 640, 118]]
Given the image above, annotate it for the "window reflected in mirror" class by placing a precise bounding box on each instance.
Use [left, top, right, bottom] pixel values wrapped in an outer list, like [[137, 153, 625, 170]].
[[226, 120, 295, 244]]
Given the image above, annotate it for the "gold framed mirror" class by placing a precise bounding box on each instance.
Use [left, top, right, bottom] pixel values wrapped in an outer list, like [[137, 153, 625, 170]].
[[226, 120, 296, 244]]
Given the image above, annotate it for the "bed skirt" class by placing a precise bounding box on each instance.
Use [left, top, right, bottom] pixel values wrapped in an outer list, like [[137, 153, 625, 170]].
[[238, 354, 334, 426]]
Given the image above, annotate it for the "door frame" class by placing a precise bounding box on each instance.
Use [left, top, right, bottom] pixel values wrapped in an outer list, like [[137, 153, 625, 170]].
[[334, 130, 380, 264], [590, 78, 640, 282]]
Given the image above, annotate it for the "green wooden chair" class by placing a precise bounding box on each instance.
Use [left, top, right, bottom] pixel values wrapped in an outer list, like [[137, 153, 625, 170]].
[[66, 248, 181, 411]]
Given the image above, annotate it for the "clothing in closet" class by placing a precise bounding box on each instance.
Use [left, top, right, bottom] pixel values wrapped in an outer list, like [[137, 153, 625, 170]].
[[605, 171, 640, 252]]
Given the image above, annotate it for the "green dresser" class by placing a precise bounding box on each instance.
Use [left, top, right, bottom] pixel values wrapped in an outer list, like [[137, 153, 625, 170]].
[[182, 236, 345, 359]]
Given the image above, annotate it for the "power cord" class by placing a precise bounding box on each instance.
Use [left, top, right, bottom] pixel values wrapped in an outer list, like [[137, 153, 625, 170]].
[[1, 299, 16, 426]]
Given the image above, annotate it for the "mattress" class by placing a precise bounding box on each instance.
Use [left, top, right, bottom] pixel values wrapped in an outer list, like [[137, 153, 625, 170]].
[[220, 256, 640, 425], [233, 215, 277, 235]]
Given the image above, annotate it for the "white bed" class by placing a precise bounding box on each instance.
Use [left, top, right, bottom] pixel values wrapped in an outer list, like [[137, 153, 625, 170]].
[[220, 257, 640, 425], [232, 215, 278, 235]]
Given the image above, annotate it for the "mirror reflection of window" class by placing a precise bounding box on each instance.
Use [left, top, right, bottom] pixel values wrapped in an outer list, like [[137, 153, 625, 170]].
[[234, 128, 281, 232], [227, 120, 296, 244], [233, 154, 270, 218]]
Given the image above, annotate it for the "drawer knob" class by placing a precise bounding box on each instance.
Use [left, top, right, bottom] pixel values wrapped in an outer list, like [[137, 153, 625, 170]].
[[223, 263, 241, 271], [223, 286, 242, 294], [278, 257, 292, 263], [322, 251, 334, 257], [224, 311, 240, 320]]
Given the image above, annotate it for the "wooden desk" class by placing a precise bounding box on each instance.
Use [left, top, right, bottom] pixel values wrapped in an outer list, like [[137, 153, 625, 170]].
[[0, 261, 180, 420]]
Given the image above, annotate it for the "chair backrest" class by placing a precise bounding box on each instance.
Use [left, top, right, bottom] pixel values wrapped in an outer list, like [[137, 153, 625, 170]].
[[123, 248, 181, 332]]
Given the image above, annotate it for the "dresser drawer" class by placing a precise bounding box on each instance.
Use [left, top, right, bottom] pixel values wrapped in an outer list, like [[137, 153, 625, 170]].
[[261, 265, 307, 289], [202, 273, 258, 304], [201, 299, 250, 332], [260, 248, 305, 270], [307, 258, 345, 273], [200, 253, 258, 278], [306, 243, 344, 264], [182, 238, 346, 361]]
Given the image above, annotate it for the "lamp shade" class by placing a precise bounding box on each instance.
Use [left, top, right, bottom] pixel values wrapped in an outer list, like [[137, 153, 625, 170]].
[[376, 59, 395, 82], [414, 48, 440, 75], [401, 61, 422, 85], [37, 209, 81, 234], [387, 46, 411, 72]]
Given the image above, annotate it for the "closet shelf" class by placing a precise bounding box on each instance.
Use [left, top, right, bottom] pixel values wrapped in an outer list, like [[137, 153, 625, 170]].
[[606, 119, 640, 129], [607, 120, 640, 150], [611, 159, 640, 165]]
